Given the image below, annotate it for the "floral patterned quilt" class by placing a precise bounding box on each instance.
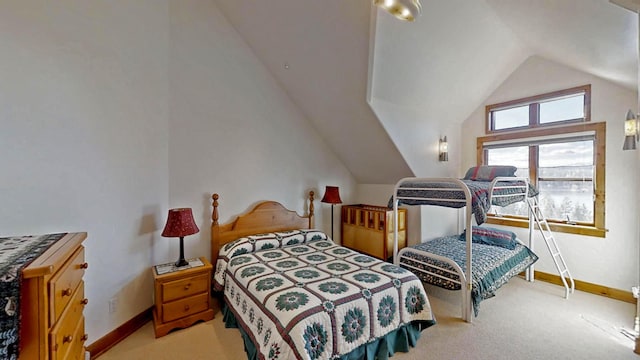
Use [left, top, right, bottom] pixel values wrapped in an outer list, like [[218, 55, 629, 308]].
[[213, 230, 435, 360]]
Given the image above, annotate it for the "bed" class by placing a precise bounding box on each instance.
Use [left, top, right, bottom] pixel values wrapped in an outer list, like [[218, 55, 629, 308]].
[[399, 234, 537, 318], [211, 191, 435, 360], [390, 168, 542, 322]]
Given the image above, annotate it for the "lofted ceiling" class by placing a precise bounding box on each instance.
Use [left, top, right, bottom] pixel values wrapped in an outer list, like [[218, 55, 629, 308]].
[[212, 0, 638, 183]]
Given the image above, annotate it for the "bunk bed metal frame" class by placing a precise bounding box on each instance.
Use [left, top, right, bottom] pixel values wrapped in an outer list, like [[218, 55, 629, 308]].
[[391, 176, 575, 323]]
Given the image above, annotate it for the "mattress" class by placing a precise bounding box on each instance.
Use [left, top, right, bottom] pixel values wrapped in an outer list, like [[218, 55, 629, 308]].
[[214, 229, 436, 359], [399, 235, 538, 316]]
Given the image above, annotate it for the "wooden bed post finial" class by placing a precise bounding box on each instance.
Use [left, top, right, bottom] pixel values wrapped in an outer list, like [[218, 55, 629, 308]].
[[212, 193, 219, 226], [211, 193, 221, 278]]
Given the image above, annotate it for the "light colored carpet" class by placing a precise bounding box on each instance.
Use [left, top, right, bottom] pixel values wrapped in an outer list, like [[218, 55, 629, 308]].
[[96, 278, 638, 359]]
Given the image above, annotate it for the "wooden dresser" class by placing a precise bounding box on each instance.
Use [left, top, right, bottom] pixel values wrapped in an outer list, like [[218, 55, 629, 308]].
[[20, 232, 88, 360], [152, 257, 214, 338], [341, 204, 407, 260]]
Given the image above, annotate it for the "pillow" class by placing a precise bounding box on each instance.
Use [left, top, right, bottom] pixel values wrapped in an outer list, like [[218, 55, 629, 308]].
[[463, 165, 517, 181], [460, 226, 518, 250], [213, 229, 329, 290]]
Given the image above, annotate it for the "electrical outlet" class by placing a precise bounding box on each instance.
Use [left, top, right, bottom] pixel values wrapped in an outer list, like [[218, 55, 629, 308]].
[[108, 297, 118, 314]]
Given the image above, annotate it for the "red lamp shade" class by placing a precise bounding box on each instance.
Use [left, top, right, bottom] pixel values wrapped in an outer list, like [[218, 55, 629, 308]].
[[162, 208, 199, 267], [321, 186, 342, 204], [161, 208, 199, 238]]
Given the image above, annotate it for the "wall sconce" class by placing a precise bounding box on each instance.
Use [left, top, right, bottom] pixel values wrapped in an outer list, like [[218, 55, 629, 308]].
[[373, 0, 422, 22], [439, 136, 449, 161], [623, 109, 639, 151]]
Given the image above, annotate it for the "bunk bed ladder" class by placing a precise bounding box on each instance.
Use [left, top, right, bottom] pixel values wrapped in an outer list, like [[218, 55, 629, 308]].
[[527, 197, 575, 299]]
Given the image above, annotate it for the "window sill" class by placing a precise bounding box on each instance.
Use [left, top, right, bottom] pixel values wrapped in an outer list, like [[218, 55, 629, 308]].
[[485, 216, 606, 238]]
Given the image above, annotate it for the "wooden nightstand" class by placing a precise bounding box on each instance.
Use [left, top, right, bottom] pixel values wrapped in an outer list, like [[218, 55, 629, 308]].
[[152, 257, 214, 338]]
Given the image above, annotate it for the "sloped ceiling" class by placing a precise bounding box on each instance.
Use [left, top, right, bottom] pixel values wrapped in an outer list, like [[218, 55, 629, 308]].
[[486, 0, 637, 90], [212, 0, 637, 183], [212, 0, 413, 184], [369, 0, 530, 176]]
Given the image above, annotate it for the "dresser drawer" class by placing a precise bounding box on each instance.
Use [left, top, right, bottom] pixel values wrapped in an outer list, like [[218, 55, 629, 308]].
[[67, 317, 87, 360], [49, 246, 87, 324], [162, 292, 210, 323], [19, 232, 87, 360], [161, 273, 209, 303], [52, 316, 86, 360], [49, 281, 85, 360]]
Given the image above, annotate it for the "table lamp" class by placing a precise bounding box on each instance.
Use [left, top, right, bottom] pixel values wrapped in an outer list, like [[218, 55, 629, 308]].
[[161, 208, 199, 267]]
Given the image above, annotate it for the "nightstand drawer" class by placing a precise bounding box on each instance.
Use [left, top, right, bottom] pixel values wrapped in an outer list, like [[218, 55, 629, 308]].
[[162, 273, 209, 303], [49, 246, 87, 324], [162, 292, 210, 322]]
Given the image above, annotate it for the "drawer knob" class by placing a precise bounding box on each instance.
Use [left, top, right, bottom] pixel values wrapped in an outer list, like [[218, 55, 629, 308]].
[[80, 262, 89, 269], [62, 288, 73, 297], [184, 305, 190, 311], [81, 334, 89, 342], [81, 298, 89, 305], [63, 335, 73, 343], [184, 283, 191, 290]]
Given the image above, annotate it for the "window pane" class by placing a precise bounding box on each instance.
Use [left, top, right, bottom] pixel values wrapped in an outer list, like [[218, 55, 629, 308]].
[[493, 105, 529, 130], [486, 146, 529, 175], [539, 94, 584, 124], [486, 140, 595, 224], [491, 201, 529, 217], [486, 146, 529, 217], [538, 180, 593, 222], [538, 140, 594, 223], [539, 141, 593, 178]]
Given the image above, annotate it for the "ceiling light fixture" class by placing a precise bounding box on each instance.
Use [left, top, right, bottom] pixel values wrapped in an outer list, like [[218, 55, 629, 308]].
[[373, 0, 422, 22]]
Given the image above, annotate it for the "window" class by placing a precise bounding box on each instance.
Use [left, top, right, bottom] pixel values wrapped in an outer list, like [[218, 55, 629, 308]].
[[486, 85, 590, 133], [484, 136, 596, 223], [479, 85, 605, 237]]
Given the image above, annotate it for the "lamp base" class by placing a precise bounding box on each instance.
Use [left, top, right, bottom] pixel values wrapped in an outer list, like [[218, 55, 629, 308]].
[[175, 258, 189, 268], [175, 236, 189, 267]]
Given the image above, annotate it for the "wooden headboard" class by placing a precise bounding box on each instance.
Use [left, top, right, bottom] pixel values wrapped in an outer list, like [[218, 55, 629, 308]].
[[211, 191, 315, 270]]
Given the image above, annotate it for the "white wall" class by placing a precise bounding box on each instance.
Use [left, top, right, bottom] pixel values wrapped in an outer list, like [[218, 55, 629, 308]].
[[369, 98, 458, 178], [0, 0, 170, 343], [167, 0, 355, 253], [368, 0, 529, 186], [0, 0, 356, 344], [461, 55, 639, 291]]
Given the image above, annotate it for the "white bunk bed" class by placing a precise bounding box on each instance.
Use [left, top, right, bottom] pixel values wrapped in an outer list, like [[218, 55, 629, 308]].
[[391, 175, 573, 322]]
